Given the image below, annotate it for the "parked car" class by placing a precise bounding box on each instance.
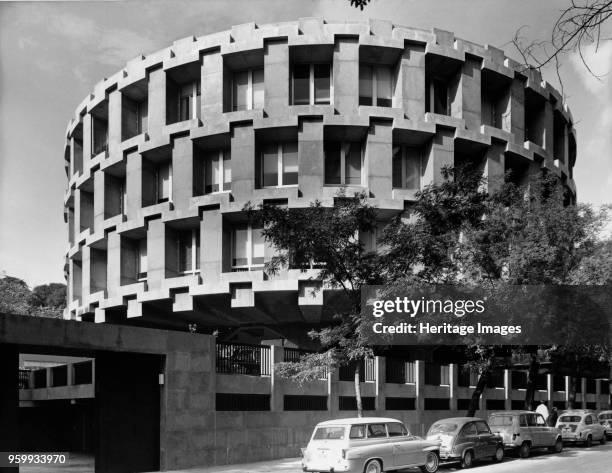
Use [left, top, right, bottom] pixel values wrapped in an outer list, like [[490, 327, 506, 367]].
[[425, 417, 504, 468], [301, 417, 440, 473], [488, 410, 563, 458], [556, 410, 607, 447], [597, 410, 612, 439]]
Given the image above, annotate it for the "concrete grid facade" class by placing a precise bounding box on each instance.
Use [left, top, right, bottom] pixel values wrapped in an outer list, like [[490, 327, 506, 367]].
[[63, 18, 577, 331]]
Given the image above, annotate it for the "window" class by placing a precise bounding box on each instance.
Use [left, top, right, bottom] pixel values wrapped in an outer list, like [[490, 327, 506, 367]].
[[260, 142, 298, 187], [585, 415, 593, 425], [440, 364, 450, 386], [156, 162, 172, 203], [136, 100, 148, 134], [324, 142, 362, 185], [203, 149, 231, 193], [137, 239, 147, 280], [387, 423, 408, 437], [475, 421, 491, 434], [349, 425, 366, 439], [292, 64, 331, 105], [176, 81, 200, 122], [92, 116, 108, 155], [460, 423, 477, 439], [426, 77, 450, 115], [178, 229, 200, 274], [367, 424, 387, 438], [232, 224, 265, 270], [393, 146, 422, 189], [232, 68, 264, 111], [359, 65, 393, 107]]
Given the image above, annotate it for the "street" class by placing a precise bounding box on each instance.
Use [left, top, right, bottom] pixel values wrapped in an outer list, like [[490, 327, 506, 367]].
[[157, 443, 612, 473]]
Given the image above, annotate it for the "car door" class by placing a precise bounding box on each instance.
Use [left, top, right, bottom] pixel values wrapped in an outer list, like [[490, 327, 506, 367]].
[[366, 423, 393, 466], [475, 420, 496, 457], [525, 413, 540, 446], [535, 413, 553, 446], [459, 422, 479, 458], [388, 422, 418, 467]]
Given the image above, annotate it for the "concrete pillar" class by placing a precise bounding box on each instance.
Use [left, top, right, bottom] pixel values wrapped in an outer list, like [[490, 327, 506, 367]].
[[108, 89, 122, 157], [449, 363, 458, 411], [200, 209, 223, 280], [83, 113, 93, 165], [397, 43, 426, 119], [201, 50, 224, 119], [504, 369, 512, 410], [415, 359, 425, 412], [270, 345, 283, 412], [0, 345, 19, 473], [508, 79, 525, 143], [147, 219, 166, 291], [333, 37, 359, 115], [423, 127, 453, 185], [171, 136, 193, 209], [542, 101, 554, 165], [230, 124, 255, 202], [264, 40, 289, 115], [82, 245, 92, 302], [453, 57, 481, 130], [93, 170, 105, 232], [366, 120, 393, 199], [485, 140, 505, 193], [580, 378, 587, 408], [125, 150, 142, 220], [148, 67, 167, 135], [298, 118, 324, 200], [375, 356, 385, 411], [106, 230, 121, 298], [547, 374, 553, 405]]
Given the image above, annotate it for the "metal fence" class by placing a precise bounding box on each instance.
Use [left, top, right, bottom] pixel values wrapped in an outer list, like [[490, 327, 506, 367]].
[[338, 358, 375, 382], [18, 369, 30, 389], [216, 342, 271, 376]]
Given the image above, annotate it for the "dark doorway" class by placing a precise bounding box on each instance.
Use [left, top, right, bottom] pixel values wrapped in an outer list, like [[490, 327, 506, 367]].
[[95, 351, 161, 473]]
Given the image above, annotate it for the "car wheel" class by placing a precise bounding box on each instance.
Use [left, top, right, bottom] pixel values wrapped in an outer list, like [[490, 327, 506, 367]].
[[460, 450, 473, 469], [419, 451, 439, 473], [549, 438, 563, 453], [492, 445, 504, 462], [364, 459, 382, 473], [519, 442, 531, 458], [585, 435, 592, 448]]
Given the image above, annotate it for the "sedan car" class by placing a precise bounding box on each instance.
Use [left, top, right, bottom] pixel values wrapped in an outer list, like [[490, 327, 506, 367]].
[[597, 411, 612, 439], [426, 417, 503, 468], [301, 417, 440, 473], [488, 410, 563, 458], [556, 410, 607, 447]]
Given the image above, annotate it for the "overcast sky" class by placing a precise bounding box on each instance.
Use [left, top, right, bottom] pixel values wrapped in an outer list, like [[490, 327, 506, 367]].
[[0, 0, 610, 287]]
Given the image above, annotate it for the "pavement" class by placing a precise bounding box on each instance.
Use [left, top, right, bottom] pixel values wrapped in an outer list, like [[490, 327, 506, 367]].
[[21, 443, 612, 473]]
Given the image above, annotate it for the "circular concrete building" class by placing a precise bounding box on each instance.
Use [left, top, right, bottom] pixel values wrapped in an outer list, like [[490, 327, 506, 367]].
[[63, 19, 577, 340]]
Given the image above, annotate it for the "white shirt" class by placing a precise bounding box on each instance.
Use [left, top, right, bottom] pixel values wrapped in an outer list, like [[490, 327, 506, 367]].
[[536, 403, 549, 420]]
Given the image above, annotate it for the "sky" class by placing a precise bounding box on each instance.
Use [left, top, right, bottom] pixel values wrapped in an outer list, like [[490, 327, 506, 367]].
[[0, 0, 611, 287]]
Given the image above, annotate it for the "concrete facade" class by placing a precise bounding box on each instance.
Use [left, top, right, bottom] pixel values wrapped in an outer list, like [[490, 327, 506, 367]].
[[62, 19, 578, 331]]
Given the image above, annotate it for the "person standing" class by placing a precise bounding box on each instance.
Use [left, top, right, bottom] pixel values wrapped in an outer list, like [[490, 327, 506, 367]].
[[536, 400, 549, 420], [548, 406, 559, 426]]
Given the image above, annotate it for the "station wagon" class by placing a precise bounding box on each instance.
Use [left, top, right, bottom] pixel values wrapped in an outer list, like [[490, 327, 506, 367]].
[[301, 417, 440, 473]]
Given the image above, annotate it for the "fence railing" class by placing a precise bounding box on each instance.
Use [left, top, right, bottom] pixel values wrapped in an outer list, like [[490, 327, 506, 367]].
[[18, 369, 30, 389], [216, 342, 271, 376], [339, 358, 375, 382]]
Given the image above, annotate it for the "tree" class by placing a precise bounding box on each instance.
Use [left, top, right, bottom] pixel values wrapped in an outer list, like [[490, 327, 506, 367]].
[[0, 274, 66, 318], [248, 192, 384, 417]]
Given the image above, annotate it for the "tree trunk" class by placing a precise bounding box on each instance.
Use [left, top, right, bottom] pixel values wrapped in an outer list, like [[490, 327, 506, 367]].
[[524, 352, 540, 411], [354, 362, 363, 418], [467, 368, 489, 417]]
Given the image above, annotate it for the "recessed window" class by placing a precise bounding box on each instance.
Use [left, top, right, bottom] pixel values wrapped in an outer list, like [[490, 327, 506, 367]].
[[178, 229, 200, 274], [426, 77, 450, 115], [232, 224, 265, 270], [92, 116, 108, 156], [324, 142, 362, 185], [177, 82, 200, 122], [292, 64, 331, 105], [392, 146, 422, 189], [260, 142, 298, 187], [359, 65, 392, 107], [156, 162, 172, 203], [204, 149, 231, 193], [137, 239, 147, 281], [232, 68, 264, 111]]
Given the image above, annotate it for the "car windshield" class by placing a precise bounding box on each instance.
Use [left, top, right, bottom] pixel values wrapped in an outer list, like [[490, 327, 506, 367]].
[[599, 414, 612, 420], [559, 416, 582, 423], [428, 423, 457, 434], [313, 426, 345, 440], [488, 416, 513, 426]]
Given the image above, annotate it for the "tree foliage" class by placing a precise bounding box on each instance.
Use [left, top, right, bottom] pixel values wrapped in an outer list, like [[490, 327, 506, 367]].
[[0, 274, 66, 318]]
